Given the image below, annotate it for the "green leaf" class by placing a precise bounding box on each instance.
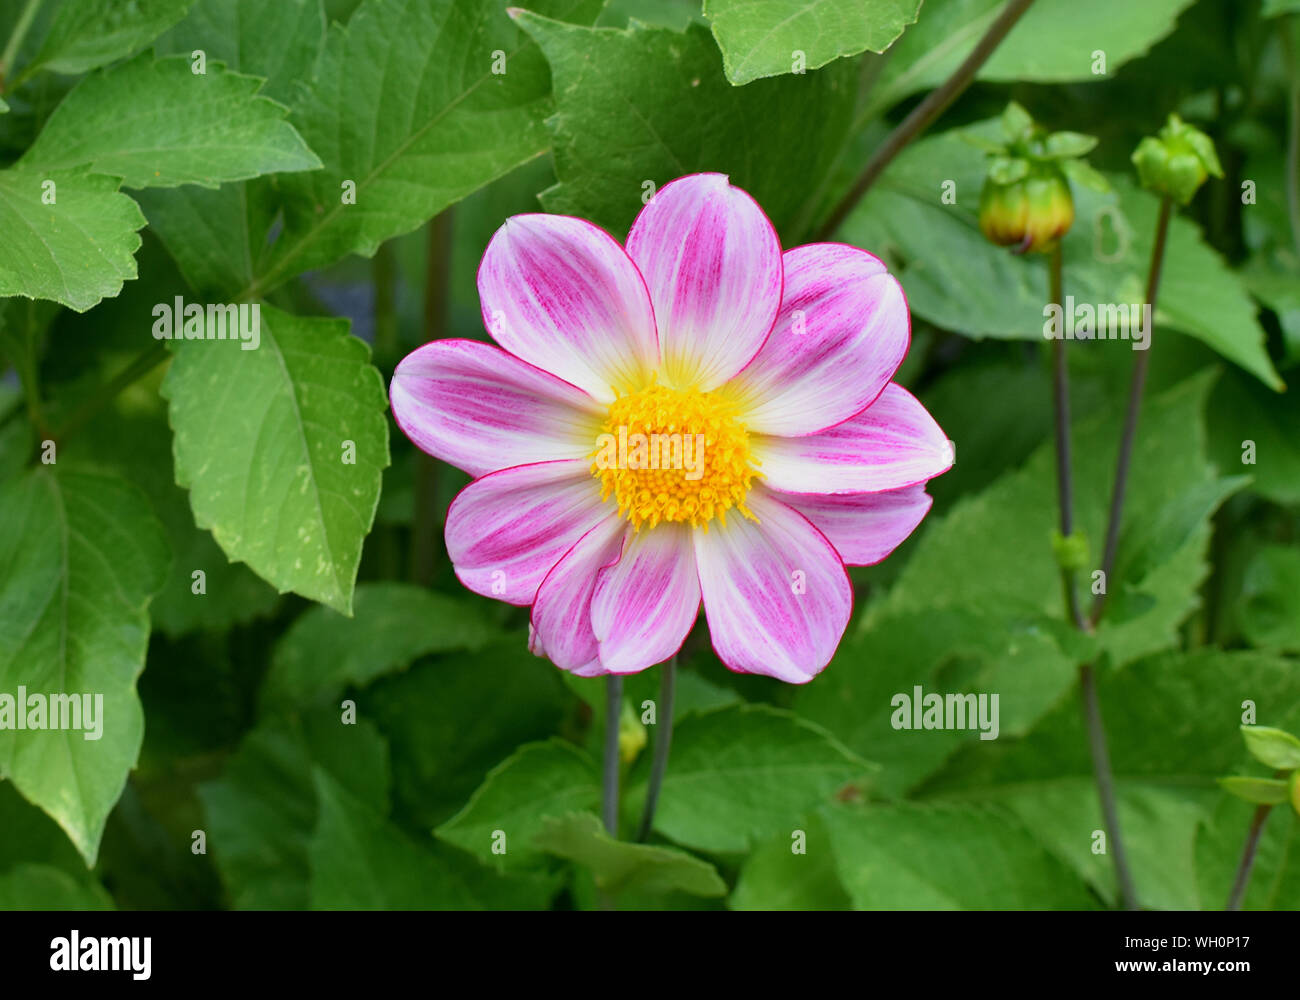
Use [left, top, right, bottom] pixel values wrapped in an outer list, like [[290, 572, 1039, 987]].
[[198, 710, 390, 909], [261, 583, 498, 711], [22, 55, 321, 189], [436, 740, 600, 870], [1208, 368, 1300, 507], [1218, 776, 1290, 805], [1043, 131, 1098, 159], [516, 14, 855, 240], [823, 802, 1098, 909], [920, 649, 1300, 909], [1195, 794, 1300, 910], [0, 469, 168, 866], [628, 705, 873, 854], [0, 863, 114, 910], [368, 639, 572, 830], [534, 812, 726, 897], [310, 768, 558, 909], [248, 0, 604, 293], [703, 0, 921, 85], [1241, 726, 1300, 771], [869, 0, 1195, 115], [840, 123, 1283, 389], [1262, 0, 1300, 17], [1237, 547, 1300, 654], [160, 0, 327, 105], [161, 304, 389, 614], [0, 167, 145, 312], [730, 811, 851, 909], [23, 0, 196, 79]]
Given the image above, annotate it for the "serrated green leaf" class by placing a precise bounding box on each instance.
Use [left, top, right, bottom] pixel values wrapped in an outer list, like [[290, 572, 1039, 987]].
[[23, 55, 321, 189], [0, 167, 144, 312], [198, 710, 390, 909], [261, 583, 498, 712], [869, 0, 1195, 116], [1241, 726, 1300, 770], [311, 768, 558, 909], [22, 0, 195, 79], [703, 0, 921, 86], [628, 705, 873, 854], [161, 304, 389, 614], [247, 0, 603, 294], [534, 812, 726, 897], [0, 469, 168, 866], [0, 863, 115, 910], [1218, 776, 1290, 805], [436, 740, 600, 870], [823, 802, 1098, 909], [517, 13, 854, 240]]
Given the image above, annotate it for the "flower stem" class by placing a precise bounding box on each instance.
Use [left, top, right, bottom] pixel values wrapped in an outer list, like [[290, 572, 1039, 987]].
[[1282, 18, 1300, 259], [603, 675, 623, 838], [1226, 794, 1278, 911], [1091, 196, 1173, 626], [1049, 242, 1138, 910], [635, 656, 677, 843], [814, 0, 1039, 240], [0, 0, 42, 93]]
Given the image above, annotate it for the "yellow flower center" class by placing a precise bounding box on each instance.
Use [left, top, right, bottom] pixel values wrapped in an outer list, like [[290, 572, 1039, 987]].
[[591, 379, 757, 530]]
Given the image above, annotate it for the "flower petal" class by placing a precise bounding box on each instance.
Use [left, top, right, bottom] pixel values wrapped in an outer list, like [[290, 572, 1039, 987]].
[[531, 516, 629, 673], [729, 244, 909, 436], [753, 384, 953, 494], [775, 484, 933, 566], [591, 524, 700, 673], [391, 339, 603, 477], [694, 490, 852, 683], [626, 173, 782, 390], [478, 214, 658, 401], [445, 460, 610, 605]]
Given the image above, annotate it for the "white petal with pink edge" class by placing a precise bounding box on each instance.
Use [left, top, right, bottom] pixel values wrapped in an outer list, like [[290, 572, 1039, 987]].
[[753, 384, 953, 494], [390, 339, 603, 478], [445, 460, 612, 606], [626, 173, 782, 390], [729, 244, 909, 436], [775, 484, 933, 566], [531, 516, 629, 674], [478, 214, 658, 402], [694, 489, 852, 684], [591, 524, 700, 673]]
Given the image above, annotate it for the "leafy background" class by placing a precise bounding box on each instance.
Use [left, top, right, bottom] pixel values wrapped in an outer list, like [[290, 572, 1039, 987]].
[[0, 0, 1297, 910]]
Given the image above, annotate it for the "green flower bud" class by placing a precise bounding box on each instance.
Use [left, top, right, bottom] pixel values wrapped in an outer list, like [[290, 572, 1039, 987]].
[[618, 699, 646, 765], [979, 162, 1075, 255], [1131, 114, 1223, 206]]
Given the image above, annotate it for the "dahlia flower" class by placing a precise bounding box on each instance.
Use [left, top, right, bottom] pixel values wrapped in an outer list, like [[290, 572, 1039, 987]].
[[391, 174, 952, 683]]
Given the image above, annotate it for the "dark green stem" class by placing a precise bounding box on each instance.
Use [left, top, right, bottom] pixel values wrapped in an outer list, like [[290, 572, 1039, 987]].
[[50, 342, 170, 444], [0, 0, 42, 93], [635, 656, 677, 843], [814, 0, 1038, 240], [1226, 802, 1273, 911]]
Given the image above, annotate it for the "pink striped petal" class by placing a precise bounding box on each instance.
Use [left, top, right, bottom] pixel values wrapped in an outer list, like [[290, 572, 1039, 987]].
[[626, 173, 782, 390], [694, 490, 852, 684], [445, 460, 610, 605], [591, 524, 700, 673], [531, 516, 629, 673], [478, 214, 658, 402], [754, 384, 953, 494], [729, 244, 909, 436], [390, 339, 603, 477], [775, 484, 933, 566]]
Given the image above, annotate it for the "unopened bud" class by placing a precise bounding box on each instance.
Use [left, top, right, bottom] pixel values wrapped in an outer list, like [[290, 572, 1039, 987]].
[[1131, 114, 1222, 206]]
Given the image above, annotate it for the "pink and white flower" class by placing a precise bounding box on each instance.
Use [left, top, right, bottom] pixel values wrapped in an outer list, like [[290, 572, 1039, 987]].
[[390, 174, 952, 683]]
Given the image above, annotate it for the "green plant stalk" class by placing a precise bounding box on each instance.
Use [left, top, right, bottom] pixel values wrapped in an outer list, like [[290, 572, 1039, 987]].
[[635, 656, 677, 843], [48, 343, 170, 446], [1091, 196, 1173, 626], [0, 0, 42, 93], [603, 675, 623, 838], [1283, 19, 1300, 259], [814, 0, 1039, 240], [1049, 243, 1140, 910], [1225, 769, 1286, 910]]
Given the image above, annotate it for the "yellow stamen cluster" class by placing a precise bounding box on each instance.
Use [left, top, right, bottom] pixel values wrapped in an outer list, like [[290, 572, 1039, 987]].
[[591, 379, 757, 530]]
